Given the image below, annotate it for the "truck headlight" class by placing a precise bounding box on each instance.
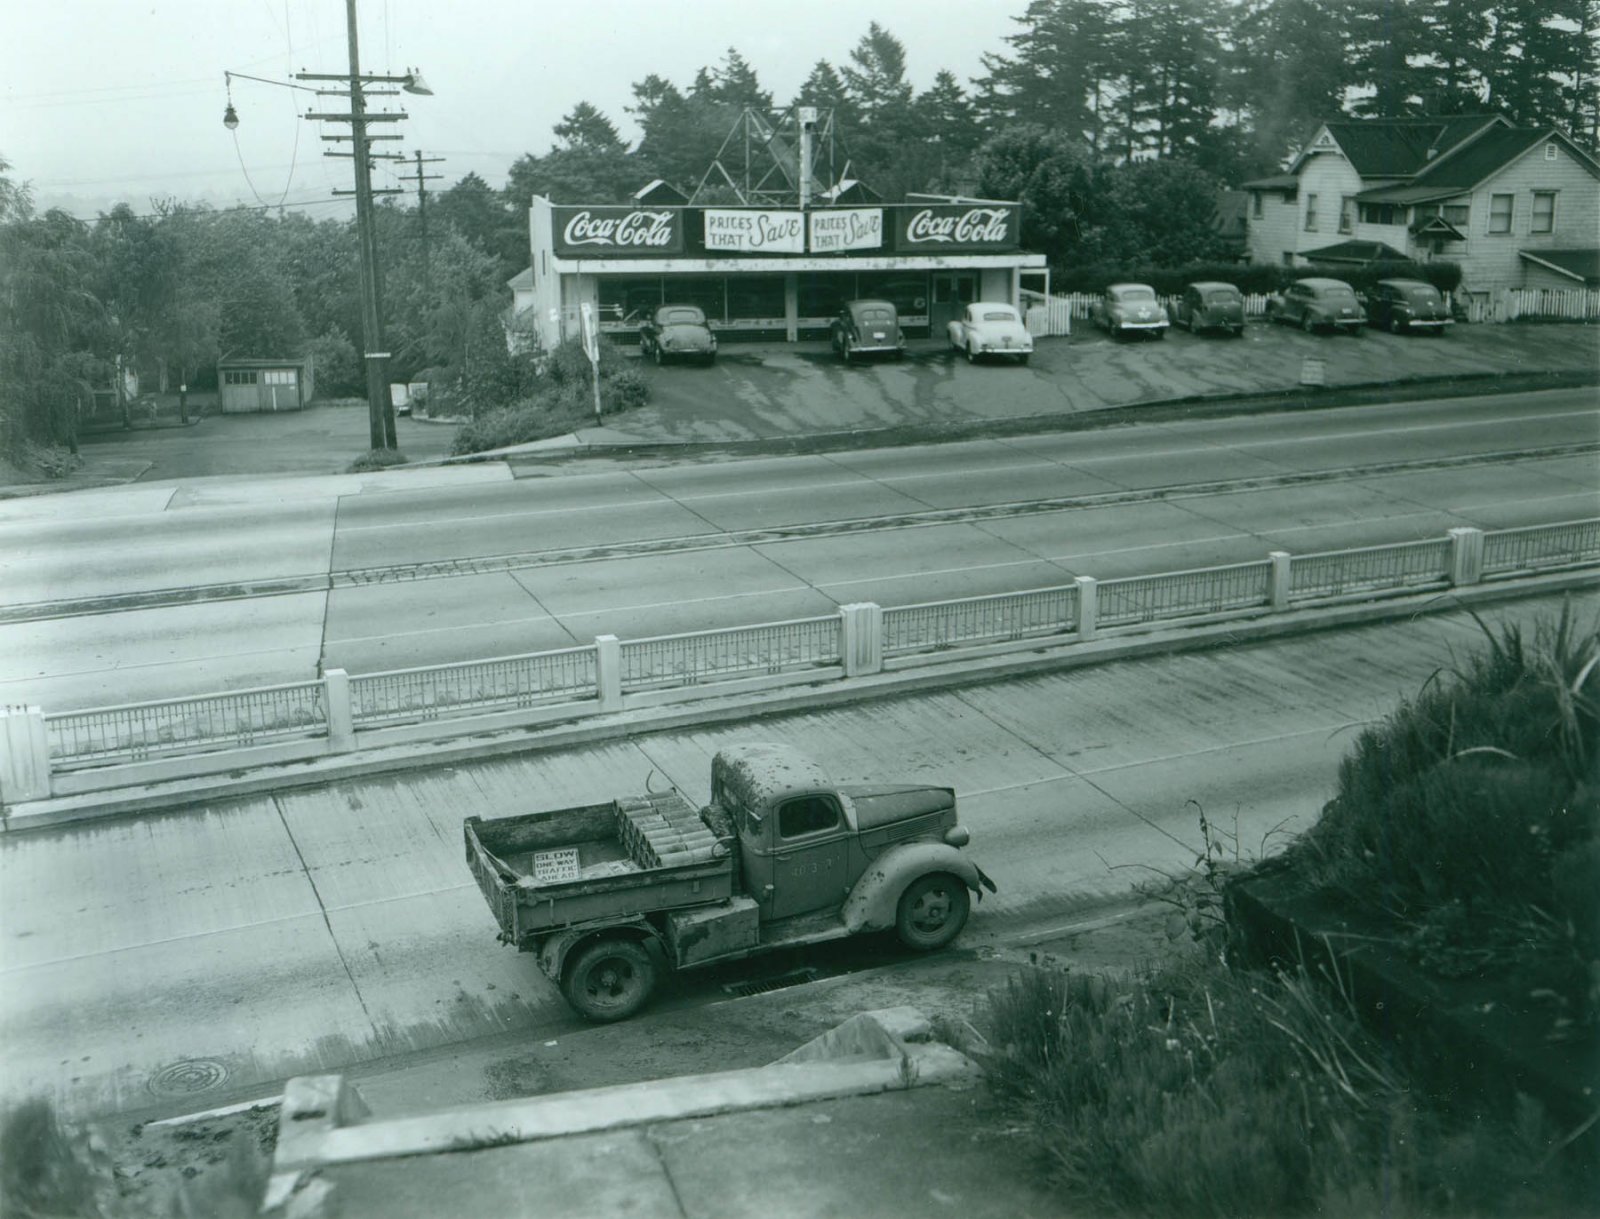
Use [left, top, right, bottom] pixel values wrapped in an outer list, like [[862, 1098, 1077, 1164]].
[[944, 825, 970, 847]]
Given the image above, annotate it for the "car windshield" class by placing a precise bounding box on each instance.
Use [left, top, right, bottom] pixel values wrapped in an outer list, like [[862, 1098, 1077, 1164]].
[[661, 308, 705, 325], [1116, 287, 1156, 302], [1406, 287, 1440, 302], [982, 310, 1016, 322], [1205, 290, 1240, 303]]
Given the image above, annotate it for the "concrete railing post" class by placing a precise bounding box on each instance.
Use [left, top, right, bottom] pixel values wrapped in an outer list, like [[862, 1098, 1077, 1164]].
[[1448, 527, 1484, 586], [1074, 576, 1098, 642], [1269, 551, 1293, 610], [323, 669, 356, 753], [839, 602, 883, 678], [595, 635, 623, 712], [0, 705, 53, 805]]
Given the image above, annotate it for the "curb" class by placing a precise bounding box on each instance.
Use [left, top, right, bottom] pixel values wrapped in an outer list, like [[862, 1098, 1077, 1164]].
[[262, 1006, 970, 1213], [6, 569, 1594, 833]]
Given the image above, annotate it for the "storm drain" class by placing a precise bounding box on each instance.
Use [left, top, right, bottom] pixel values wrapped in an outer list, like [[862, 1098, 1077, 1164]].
[[148, 1059, 229, 1097], [722, 967, 819, 998]]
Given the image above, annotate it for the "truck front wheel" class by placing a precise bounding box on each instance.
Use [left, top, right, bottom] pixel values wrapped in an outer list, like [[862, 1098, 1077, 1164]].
[[895, 873, 970, 951], [562, 937, 657, 1022]]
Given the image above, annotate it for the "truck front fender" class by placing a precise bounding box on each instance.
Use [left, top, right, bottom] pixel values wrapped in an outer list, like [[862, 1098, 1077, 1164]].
[[842, 843, 985, 935], [534, 919, 661, 984]]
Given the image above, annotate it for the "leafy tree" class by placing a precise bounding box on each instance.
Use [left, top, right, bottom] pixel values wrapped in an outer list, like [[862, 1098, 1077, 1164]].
[[1076, 157, 1230, 264], [630, 74, 730, 193], [552, 101, 625, 152], [971, 125, 1093, 263], [433, 171, 521, 278]]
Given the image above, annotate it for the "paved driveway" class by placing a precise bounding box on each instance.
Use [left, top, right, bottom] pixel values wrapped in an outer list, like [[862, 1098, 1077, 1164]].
[[628, 321, 1597, 442]]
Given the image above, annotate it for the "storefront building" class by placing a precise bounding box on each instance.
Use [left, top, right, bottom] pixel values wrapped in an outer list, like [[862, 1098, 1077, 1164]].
[[522, 195, 1049, 348]]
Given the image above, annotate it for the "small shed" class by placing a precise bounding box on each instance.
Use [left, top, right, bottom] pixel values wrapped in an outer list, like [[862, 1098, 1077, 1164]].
[[217, 356, 315, 413]]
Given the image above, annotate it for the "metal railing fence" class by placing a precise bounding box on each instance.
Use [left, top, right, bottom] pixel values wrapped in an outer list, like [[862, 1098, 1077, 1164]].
[[1289, 539, 1451, 600], [1098, 562, 1273, 628], [350, 646, 597, 728], [883, 585, 1078, 655], [620, 616, 842, 691], [45, 681, 327, 769], [1483, 519, 1600, 576]]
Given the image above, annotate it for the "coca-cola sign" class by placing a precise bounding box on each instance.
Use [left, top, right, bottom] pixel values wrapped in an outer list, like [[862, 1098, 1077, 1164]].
[[893, 204, 1019, 251], [552, 206, 683, 256]]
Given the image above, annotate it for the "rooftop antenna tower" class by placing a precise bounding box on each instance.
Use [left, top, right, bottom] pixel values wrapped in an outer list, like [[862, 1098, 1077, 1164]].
[[689, 106, 839, 206]]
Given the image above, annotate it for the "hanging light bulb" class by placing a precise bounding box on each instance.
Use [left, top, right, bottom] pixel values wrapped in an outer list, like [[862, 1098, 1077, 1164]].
[[223, 102, 240, 130]]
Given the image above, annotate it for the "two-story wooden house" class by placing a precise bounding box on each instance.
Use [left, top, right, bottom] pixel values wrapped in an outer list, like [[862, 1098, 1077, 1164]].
[[1243, 115, 1599, 300]]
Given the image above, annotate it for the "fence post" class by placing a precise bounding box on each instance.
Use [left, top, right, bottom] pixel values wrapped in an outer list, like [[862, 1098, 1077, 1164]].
[[1269, 551, 1292, 609], [324, 669, 355, 753], [839, 602, 883, 678], [595, 635, 623, 712], [0, 705, 53, 805], [1448, 527, 1485, 586], [1075, 576, 1098, 642]]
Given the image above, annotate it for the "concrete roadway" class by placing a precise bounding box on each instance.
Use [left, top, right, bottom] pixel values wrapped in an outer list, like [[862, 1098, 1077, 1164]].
[[0, 388, 1595, 711], [1, 590, 1591, 1121]]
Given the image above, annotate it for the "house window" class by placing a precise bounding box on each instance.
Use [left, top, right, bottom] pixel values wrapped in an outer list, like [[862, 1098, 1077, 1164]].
[[1531, 191, 1556, 234], [1444, 202, 1469, 226], [263, 369, 296, 385], [1338, 196, 1354, 233], [1304, 193, 1318, 231], [1251, 192, 1262, 219], [1282, 251, 1295, 266], [1545, 143, 1557, 161], [1489, 193, 1514, 233], [1360, 202, 1401, 225]]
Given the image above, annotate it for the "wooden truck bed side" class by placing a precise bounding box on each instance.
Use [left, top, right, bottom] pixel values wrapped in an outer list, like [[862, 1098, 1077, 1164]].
[[465, 791, 735, 946]]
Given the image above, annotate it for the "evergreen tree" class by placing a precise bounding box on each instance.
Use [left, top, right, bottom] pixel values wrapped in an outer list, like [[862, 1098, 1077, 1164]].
[[976, 0, 1121, 155], [1229, 0, 1355, 168]]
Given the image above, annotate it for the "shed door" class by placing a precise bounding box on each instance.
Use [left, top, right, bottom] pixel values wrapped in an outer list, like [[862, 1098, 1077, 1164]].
[[221, 369, 258, 413]]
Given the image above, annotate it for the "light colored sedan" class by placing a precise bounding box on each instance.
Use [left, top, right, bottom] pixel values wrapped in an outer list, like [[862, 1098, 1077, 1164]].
[[947, 302, 1033, 365]]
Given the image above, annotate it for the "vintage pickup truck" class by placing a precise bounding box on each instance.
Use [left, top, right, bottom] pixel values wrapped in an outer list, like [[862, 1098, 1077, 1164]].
[[464, 743, 995, 1022]]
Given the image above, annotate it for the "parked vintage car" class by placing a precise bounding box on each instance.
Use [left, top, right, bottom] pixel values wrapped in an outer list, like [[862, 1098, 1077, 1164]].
[[640, 304, 717, 365], [831, 299, 906, 362], [1365, 278, 1453, 335], [1090, 283, 1170, 339], [1174, 281, 1245, 336], [946, 302, 1033, 364], [1266, 278, 1366, 334]]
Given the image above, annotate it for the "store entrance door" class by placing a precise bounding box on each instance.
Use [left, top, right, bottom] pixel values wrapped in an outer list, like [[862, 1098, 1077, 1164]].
[[929, 272, 978, 336]]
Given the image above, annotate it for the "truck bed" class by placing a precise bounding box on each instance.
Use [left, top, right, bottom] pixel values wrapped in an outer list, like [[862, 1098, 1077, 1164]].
[[465, 790, 735, 945]]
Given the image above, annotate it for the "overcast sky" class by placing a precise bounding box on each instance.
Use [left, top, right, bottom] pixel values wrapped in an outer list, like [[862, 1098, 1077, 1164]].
[[2, 1, 1021, 218]]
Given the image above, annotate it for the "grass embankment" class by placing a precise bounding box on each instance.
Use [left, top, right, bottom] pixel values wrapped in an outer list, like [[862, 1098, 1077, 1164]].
[[971, 605, 1598, 1217]]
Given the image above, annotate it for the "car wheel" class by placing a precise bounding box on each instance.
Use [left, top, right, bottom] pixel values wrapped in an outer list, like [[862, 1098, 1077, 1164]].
[[1302, 313, 1315, 334], [1389, 316, 1402, 334], [1233, 326, 1245, 338], [842, 337, 853, 364], [1018, 353, 1030, 366], [895, 873, 970, 951], [653, 345, 664, 366], [562, 937, 657, 1023], [965, 342, 976, 364], [1154, 328, 1166, 340], [704, 352, 716, 366]]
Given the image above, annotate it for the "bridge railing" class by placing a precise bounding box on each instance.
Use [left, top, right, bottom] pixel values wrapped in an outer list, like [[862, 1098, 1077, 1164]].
[[8, 519, 1593, 799]]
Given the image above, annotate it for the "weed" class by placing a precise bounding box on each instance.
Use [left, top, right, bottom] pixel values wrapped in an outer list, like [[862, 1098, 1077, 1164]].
[[345, 448, 409, 473]]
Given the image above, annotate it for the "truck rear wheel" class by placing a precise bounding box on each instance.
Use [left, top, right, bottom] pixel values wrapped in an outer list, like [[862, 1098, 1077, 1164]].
[[895, 873, 970, 951], [562, 937, 656, 1023]]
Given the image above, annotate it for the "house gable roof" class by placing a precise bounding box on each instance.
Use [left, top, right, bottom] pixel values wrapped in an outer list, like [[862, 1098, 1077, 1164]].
[[507, 267, 534, 290], [1301, 239, 1410, 264], [1293, 115, 1504, 177]]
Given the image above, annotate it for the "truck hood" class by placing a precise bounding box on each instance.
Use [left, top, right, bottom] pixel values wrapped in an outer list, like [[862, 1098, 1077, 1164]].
[[839, 784, 955, 830]]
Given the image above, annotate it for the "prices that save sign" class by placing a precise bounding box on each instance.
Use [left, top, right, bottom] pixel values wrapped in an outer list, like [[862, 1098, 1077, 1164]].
[[809, 208, 883, 253], [703, 209, 805, 253]]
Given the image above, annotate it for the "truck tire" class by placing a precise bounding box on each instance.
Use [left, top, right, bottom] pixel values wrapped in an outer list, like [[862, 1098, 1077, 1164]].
[[562, 937, 657, 1023], [895, 873, 970, 951]]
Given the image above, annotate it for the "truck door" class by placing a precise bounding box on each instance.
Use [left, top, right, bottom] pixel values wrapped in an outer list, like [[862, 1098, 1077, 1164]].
[[766, 795, 850, 921]]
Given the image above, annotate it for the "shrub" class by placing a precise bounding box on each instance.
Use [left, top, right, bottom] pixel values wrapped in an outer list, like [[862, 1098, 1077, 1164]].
[[1289, 604, 1599, 1023], [973, 957, 1586, 1216], [605, 366, 649, 414]]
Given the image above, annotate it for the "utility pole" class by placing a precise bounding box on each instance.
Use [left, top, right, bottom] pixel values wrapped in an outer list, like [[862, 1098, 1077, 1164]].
[[405, 150, 446, 303], [296, 1, 429, 451]]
